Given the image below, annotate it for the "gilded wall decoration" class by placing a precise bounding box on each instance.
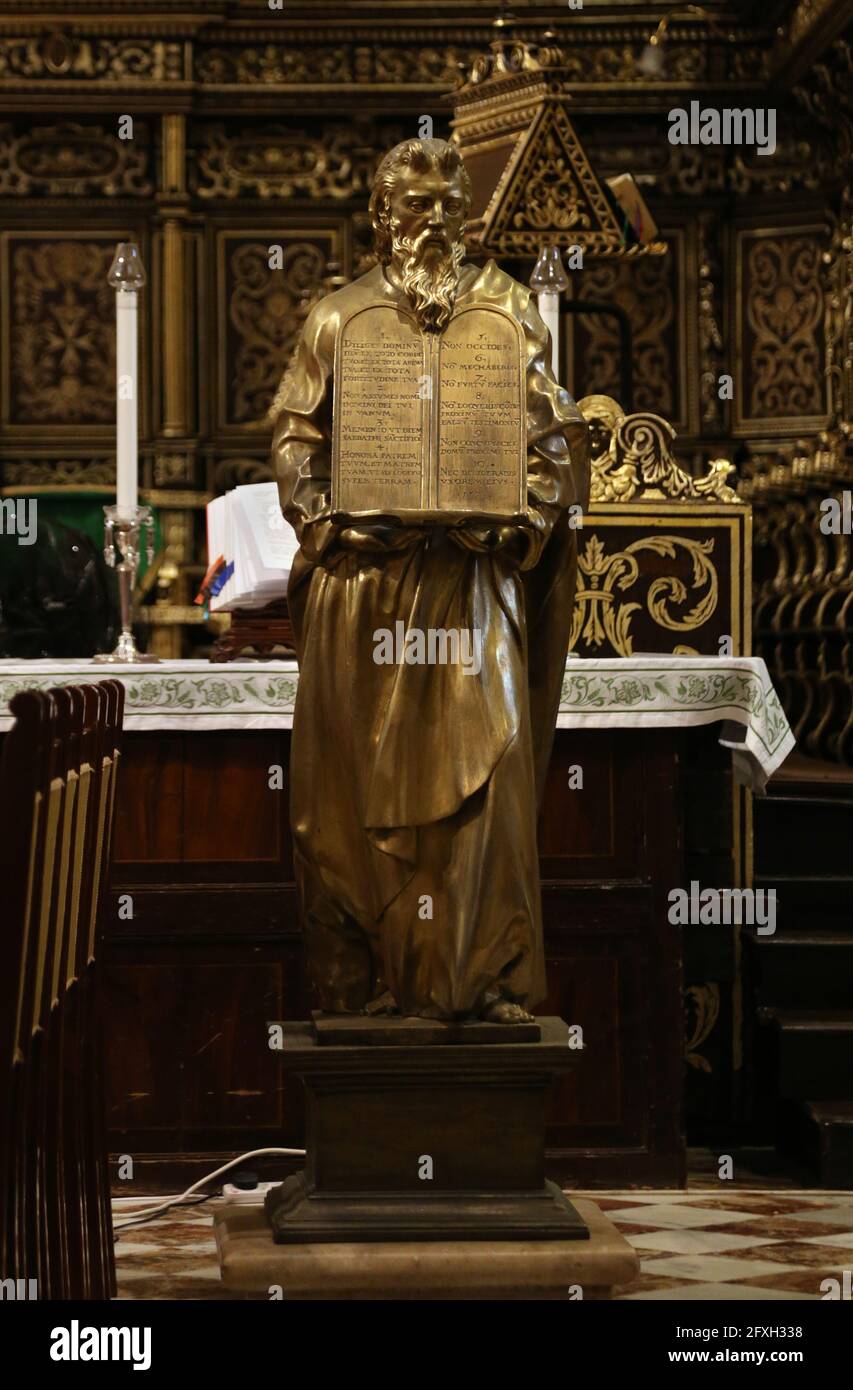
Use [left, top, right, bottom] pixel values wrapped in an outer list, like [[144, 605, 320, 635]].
[[744, 443, 853, 763], [581, 112, 832, 199], [740, 232, 826, 427], [1, 458, 117, 487], [562, 41, 707, 84], [824, 191, 853, 432], [5, 237, 119, 427], [578, 396, 739, 504], [0, 34, 182, 83], [154, 454, 194, 488], [374, 46, 475, 84], [191, 123, 395, 202], [196, 45, 352, 85], [0, 122, 152, 198], [570, 531, 720, 656], [210, 456, 275, 493], [685, 984, 721, 1074], [698, 214, 725, 432], [571, 250, 679, 424], [220, 235, 333, 428]]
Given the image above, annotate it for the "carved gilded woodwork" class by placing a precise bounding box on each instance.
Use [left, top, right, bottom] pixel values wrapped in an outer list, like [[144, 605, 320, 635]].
[[735, 226, 829, 436], [452, 44, 668, 261], [742, 431, 853, 762], [196, 44, 353, 86], [1, 458, 117, 488], [579, 394, 739, 506], [571, 530, 720, 657], [685, 984, 721, 1076], [0, 121, 152, 198], [209, 456, 274, 494], [217, 231, 339, 430], [191, 122, 401, 202], [572, 394, 748, 660], [748, 237, 824, 419], [2, 235, 122, 429], [0, 33, 184, 84], [153, 453, 195, 488], [569, 240, 683, 429], [697, 213, 725, 433]]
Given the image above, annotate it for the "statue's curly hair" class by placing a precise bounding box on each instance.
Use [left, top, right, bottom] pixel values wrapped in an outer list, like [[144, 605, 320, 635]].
[[368, 138, 472, 263]]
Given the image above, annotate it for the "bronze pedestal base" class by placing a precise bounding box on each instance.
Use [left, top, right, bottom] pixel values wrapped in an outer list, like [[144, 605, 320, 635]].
[[264, 1015, 588, 1244]]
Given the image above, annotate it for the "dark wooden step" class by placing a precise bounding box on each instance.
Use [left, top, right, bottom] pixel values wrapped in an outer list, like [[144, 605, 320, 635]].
[[767, 752, 853, 800], [751, 877, 853, 931], [783, 1101, 853, 1189], [745, 932, 853, 1009], [755, 797, 853, 877], [758, 1009, 853, 1101]]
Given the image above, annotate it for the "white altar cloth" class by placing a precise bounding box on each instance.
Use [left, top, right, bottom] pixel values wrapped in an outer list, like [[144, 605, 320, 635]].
[[0, 655, 794, 792]]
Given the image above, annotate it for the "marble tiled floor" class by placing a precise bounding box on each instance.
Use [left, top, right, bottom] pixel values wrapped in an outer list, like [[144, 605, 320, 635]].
[[112, 1189, 853, 1300]]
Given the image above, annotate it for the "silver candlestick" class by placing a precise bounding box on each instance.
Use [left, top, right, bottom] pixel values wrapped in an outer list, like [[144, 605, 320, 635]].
[[93, 504, 160, 664]]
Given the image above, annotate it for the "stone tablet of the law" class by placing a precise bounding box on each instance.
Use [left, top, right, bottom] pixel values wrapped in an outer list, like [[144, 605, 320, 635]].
[[331, 301, 526, 523]]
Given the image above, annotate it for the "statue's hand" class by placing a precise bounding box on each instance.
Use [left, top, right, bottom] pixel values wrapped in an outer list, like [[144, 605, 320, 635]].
[[337, 522, 424, 554], [450, 517, 534, 562]]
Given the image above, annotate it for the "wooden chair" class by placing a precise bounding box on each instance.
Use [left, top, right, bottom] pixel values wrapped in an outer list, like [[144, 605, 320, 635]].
[[0, 678, 124, 1300]]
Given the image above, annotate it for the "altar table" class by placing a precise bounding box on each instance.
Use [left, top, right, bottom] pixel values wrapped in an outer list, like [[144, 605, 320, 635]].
[[0, 656, 794, 1190]]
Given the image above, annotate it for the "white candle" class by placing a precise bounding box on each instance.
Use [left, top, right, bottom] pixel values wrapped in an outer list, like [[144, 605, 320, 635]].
[[108, 242, 145, 521], [537, 290, 560, 380], [115, 288, 139, 520]]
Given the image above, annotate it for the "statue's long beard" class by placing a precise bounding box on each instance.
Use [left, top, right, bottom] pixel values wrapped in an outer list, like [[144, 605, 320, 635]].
[[391, 227, 465, 332]]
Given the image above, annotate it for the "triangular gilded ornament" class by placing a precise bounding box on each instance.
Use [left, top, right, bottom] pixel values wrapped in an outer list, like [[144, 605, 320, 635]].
[[486, 102, 626, 258]]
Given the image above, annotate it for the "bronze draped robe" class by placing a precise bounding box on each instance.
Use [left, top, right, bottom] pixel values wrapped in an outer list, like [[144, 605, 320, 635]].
[[272, 259, 589, 1019]]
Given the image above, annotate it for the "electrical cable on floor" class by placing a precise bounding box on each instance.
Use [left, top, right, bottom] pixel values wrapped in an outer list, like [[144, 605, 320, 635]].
[[112, 1146, 306, 1230]]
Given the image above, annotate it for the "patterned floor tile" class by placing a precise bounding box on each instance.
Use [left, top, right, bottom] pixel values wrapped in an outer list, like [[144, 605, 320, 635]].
[[727, 1240, 853, 1268], [783, 1205, 853, 1227], [111, 1188, 853, 1302], [623, 1282, 815, 1301], [606, 1204, 757, 1229], [801, 1231, 853, 1249], [635, 1253, 803, 1283], [625, 1228, 778, 1256], [706, 1217, 843, 1240]]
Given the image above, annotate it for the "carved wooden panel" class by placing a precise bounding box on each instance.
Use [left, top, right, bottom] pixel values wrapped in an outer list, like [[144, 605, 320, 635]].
[[567, 226, 688, 435], [213, 226, 342, 432], [733, 223, 829, 436], [0, 120, 153, 198], [572, 506, 752, 658], [0, 230, 148, 435]]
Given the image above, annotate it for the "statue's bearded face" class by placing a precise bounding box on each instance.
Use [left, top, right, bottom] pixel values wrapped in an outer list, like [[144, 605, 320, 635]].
[[384, 168, 467, 332]]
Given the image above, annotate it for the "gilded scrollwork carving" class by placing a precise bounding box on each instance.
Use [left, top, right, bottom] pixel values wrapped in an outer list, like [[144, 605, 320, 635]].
[[575, 256, 676, 420], [192, 123, 395, 201], [227, 238, 329, 425], [745, 436, 853, 763], [8, 239, 117, 425], [0, 122, 152, 198], [210, 457, 274, 493], [578, 394, 740, 503], [374, 46, 476, 84], [685, 985, 721, 1074], [196, 45, 351, 85], [1, 458, 117, 487], [0, 33, 182, 82], [697, 213, 725, 431], [154, 454, 194, 487], [745, 236, 825, 420], [570, 531, 719, 656]]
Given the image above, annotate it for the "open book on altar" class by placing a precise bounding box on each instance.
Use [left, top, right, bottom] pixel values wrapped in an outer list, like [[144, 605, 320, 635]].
[[204, 482, 298, 612]]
